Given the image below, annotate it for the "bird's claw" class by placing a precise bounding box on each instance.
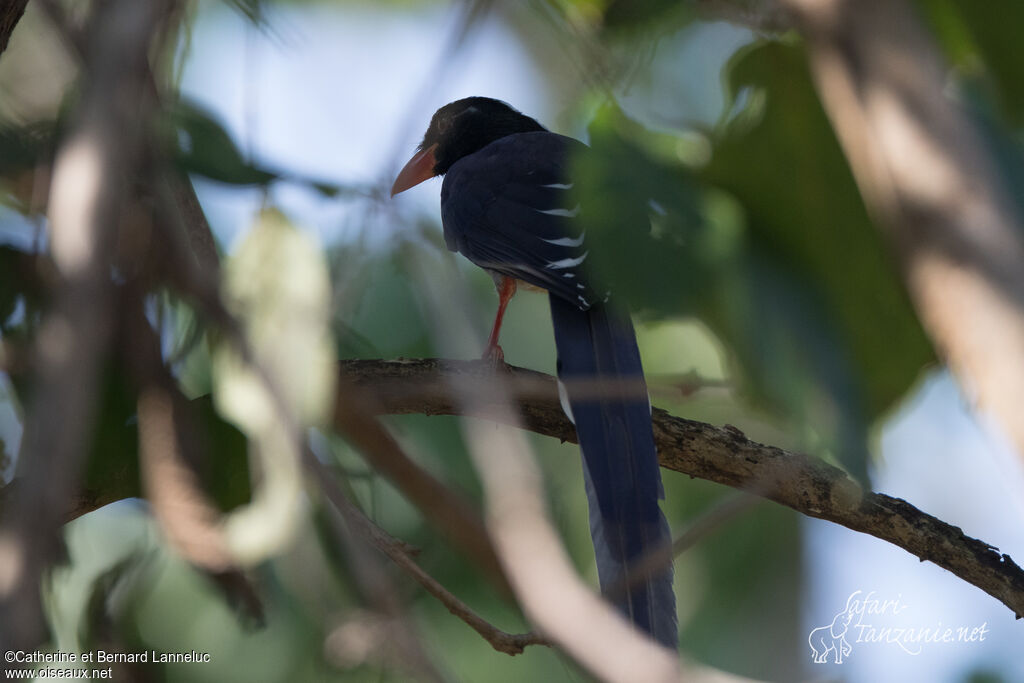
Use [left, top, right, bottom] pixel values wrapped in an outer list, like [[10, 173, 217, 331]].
[[481, 343, 506, 367]]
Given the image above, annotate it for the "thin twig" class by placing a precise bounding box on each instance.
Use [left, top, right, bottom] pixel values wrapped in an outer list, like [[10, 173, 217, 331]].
[[309, 455, 546, 656], [606, 492, 762, 605], [333, 383, 510, 593]]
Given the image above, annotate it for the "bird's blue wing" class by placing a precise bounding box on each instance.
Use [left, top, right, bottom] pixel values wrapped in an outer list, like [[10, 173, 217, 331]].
[[441, 131, 601, 308]]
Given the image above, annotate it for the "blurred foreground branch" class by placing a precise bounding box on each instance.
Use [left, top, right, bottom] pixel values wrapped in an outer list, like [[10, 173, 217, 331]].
[[0, 0, 28, 54], [0, 0, 176, 652], [782, 0, 1024, 466], [337, 357, 1024, 620], [445, 369, 683, 681]]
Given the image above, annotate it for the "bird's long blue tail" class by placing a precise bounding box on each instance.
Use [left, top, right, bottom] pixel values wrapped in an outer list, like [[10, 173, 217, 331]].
[[549, 294, 677, 648]]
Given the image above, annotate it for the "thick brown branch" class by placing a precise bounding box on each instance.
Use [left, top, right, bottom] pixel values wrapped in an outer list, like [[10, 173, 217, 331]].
[[336, 358, 1024, 619]]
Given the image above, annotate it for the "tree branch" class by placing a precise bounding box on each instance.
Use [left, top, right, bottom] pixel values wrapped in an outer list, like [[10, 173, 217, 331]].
[[333, 384, 510, 593], [0, 0, 28, 55], [779, 0, 1024, 467], [309, 454, 546, 656], [336, 357, 1024, 619], [0, 0, 177, 653]]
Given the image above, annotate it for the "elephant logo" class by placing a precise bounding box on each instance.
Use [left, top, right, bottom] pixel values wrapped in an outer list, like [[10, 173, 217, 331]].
[[808, 591, 860, 664]]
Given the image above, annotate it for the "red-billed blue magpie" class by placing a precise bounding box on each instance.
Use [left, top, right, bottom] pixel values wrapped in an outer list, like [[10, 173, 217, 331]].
[[391, 97, 677, 647]]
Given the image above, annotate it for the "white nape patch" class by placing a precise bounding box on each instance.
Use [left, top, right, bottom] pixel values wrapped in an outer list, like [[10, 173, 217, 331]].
[[537, 204, 581, 218], [557, 379, 575, 425], [542, 182, 574, 190], [546, 252, 588, 270], [542, 231, 586, 247]]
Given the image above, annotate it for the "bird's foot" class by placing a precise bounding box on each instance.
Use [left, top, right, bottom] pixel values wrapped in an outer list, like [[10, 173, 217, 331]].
[[481, 343, 506, 367]]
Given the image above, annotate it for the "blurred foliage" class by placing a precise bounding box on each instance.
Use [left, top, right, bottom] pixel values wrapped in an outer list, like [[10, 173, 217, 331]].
[[168, 100, 348, 197], [79, 369, 251, 513], [2, 0, 1024, 680], [920, 0, 1024, 127], [576, 40, 934, 480]]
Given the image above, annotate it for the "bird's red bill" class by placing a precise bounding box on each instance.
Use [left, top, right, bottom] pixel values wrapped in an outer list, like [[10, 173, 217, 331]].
[[391, 143, 438, 196]]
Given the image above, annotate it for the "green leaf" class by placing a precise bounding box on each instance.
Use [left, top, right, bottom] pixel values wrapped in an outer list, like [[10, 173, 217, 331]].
[[601, 0, 692, 30], [167, 100, 277, 187], [705, 41, 934, 414], [577, 41, 934, 479], [165, 100, 348, 197], [925, 0, 1024, 126], [78, 372, 251, 513], [0, 121, 54, 178], [574, 104, 712, 314], [81, 370, 142, 505], [191, 394, 252, 512]]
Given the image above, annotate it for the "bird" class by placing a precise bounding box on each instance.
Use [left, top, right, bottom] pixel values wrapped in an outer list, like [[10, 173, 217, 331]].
[[391, 96, 677, 648]]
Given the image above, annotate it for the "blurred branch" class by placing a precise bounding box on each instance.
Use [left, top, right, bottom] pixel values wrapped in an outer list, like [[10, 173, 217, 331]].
[[123, 298, 264, 631], [610, 492, 762, 605], [442, 370, 682, 680], [0, 0, 177, 653], [125, 299, 236, 572], [36, 0, 86, 57], [37, 0, 223, 274], [780, 0, 1024, 467], [308, 453, 446, 681], [409, 263, 683, 677], [0, 0, 28, 54], [336, 357, 1024, 620]]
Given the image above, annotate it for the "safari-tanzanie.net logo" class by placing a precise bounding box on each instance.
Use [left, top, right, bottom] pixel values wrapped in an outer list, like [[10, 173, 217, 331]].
[[808, 590, 989, 663]]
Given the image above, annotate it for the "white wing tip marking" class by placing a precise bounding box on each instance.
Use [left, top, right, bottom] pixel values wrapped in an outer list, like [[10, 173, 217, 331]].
[[537, 204, 581, 218], [545, 251, 588, 270], [541, 231, 586, 248], [557, 379, 575, 425]]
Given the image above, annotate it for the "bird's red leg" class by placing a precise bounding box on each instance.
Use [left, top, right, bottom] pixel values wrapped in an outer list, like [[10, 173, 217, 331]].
[[483, 276, 517, 362]]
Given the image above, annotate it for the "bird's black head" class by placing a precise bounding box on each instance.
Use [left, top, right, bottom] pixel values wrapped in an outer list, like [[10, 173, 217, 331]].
[[392, 97, 546, 196], [421, 97, 546, 174]]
